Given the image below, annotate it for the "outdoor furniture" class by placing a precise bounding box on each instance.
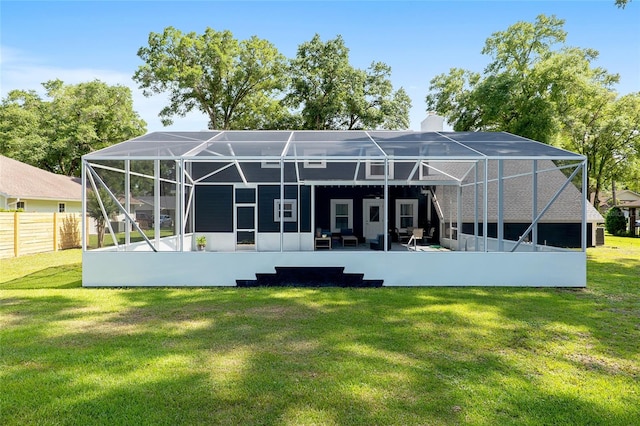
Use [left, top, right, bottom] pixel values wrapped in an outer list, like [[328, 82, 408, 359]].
[[341, 235, 358, 247], [406, 228, 424, 250], [369, 234, 391, 251], [398, 227, 412, 244], [314, 236, 331, 250], [425, 227, 436, 243], [340, 228, 358, 247]]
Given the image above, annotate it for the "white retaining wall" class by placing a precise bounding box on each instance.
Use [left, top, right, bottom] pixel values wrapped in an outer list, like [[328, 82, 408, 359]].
[[83, 250, 586, 287]]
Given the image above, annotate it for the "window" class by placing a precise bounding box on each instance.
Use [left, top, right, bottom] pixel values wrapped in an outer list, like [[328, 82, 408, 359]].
[[16, 201, 25, 210], [366, 151, 393, 179], [261, 150, 280, 168], [274, 199, 297, 222], [58, 203, 66, 213], [396, 199, 418, 229], [419, 161, 430, 179], [303, 149, 326, 168], [330, 199, 353, 232]]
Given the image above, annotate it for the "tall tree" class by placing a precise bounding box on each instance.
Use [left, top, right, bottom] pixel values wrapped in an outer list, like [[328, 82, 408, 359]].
[[287, 34, 411, 130], [0, 79, 146, 176], [134, 27, 288, 129], [427, 15, 571, 143], [425, 14, 638, 205], [556, 91, 640, 207]]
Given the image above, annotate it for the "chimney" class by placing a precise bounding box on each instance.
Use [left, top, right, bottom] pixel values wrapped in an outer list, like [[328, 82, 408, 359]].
[[421, 111, 445, 131]]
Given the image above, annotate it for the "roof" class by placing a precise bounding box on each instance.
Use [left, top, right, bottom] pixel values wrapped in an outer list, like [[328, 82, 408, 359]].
[[0, 155, 81, 201], [439, 159, 603, 223], [84, 130, 584, 161]]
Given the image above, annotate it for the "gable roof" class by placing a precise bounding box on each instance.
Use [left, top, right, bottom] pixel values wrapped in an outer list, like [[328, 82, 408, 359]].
[[0, 155, 81, 201]]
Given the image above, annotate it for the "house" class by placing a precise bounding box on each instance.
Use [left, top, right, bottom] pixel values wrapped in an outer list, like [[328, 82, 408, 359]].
[[611, 190, 640, 235], [81, 130, 592, 287], [0, 155, 82, 212]]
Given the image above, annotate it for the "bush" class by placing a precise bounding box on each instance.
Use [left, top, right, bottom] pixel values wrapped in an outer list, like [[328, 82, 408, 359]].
[[605, 206, 627, 235]]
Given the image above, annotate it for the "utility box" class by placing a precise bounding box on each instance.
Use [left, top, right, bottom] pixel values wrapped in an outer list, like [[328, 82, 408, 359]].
[[595, 227, 605, 246]]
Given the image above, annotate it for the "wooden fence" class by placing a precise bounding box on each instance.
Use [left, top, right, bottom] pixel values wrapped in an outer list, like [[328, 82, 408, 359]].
[[0, 212, 86, 259]]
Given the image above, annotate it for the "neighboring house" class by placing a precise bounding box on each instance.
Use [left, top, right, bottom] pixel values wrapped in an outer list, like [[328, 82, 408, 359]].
[[0, 155, 81, 212], [613, 190, 640, 234], [82, 130, 592, 287]]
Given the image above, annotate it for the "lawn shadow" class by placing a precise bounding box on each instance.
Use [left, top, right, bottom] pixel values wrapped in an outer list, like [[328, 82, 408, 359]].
[[1, 264, 82, 289], [4, 287, 636, 425]]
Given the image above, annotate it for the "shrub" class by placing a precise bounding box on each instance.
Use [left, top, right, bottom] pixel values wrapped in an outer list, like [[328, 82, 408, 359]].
[[605, 206, 627, 235]]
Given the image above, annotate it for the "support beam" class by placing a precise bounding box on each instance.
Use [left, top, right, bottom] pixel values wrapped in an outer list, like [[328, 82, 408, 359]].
[[154, 159, 160, 250], [532, 160, 538, 250]]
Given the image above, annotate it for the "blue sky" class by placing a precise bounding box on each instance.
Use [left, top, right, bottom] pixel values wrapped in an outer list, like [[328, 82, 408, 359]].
[[2, 1, 639, 132]]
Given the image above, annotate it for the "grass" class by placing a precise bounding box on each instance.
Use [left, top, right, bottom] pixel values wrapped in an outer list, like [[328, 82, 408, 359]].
[[1, 237, 638, 425], [86, 229, 174, 250]]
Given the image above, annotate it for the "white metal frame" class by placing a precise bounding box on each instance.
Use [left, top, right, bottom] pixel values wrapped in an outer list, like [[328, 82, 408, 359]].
[[81, 130, 589, 287]]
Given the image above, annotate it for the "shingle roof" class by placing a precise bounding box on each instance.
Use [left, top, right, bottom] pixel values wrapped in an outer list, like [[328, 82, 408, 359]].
[[0, 155, 81, 201], [437, 159, 603, 223]]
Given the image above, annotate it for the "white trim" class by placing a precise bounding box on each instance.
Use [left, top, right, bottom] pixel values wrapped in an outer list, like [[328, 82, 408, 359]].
[[274, 199, 297, 222], [330, 199, 353, 233], [366, 158, 394, 179], [395, 199, 418, 230], [303, 149, 327, 168]]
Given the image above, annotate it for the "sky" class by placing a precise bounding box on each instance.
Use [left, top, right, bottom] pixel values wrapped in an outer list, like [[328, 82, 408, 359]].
[[1, 0, 639, 133]]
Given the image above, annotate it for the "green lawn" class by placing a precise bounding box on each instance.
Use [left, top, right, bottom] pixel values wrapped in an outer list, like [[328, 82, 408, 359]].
[[86, 229, 174, 250], [1, 237, 638, 425]]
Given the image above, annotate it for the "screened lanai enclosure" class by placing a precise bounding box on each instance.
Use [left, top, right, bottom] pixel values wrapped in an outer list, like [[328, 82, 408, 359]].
[[82, 130, 596, 287]]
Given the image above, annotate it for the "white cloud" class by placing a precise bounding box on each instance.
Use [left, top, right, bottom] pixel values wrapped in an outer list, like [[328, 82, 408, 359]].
[[0, 45, 209, 133]]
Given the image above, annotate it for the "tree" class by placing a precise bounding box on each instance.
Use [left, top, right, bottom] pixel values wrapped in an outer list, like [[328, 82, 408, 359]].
[[287, 34, 410, 130], [615, 0, 632, 8], [87, 188, 119, 248], [425, 14, 639, 206], [426, 15, 571, 143], [134, 27, 288, 129], [0, 80, 146, 176], [605, 206, 627, 235]]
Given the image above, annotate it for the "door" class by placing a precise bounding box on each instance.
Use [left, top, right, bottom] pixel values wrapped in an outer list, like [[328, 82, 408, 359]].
[[363, 199, 385, 240], [236, 205, 255, 251]]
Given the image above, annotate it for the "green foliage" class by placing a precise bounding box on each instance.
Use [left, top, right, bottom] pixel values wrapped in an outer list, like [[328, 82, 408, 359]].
[[425, 14, 640, 203], [287, 34, 410, 130], [134, 29, 411, 131], [134, 27, 288, 129], [0, 80, 146, 176], [86, 188, 120, 248], [605, 206, 628, 235]]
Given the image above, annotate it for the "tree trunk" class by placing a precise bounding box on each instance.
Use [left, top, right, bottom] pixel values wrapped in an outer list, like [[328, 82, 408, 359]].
[[97, 222, 105, 248], [612, 179, 617, 206]]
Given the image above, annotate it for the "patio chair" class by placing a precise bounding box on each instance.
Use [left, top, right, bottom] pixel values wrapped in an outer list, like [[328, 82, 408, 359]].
[[406, 228, 424, 250], [369, 234, 391, 251], [425, 227, 436, 244]]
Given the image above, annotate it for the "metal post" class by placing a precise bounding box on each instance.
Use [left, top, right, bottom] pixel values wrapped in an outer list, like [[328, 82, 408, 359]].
[[280, 158, 284, 252], [497, 160, 504, 252], [457, 185, 463, 250], [384, 158, 389, 252], [154, 159, 160, 250], [582, 159, 587, 251], [81, 159, 86, 251], [532, 160, 538, 251], [179, 159, 185, 252], [474, 161, 479, 251], [483, 159, 489, 252], [125, 159, 130, 248]]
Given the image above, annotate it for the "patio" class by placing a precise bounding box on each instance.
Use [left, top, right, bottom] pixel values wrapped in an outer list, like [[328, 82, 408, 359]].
[[81, 130, 591, 287]]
